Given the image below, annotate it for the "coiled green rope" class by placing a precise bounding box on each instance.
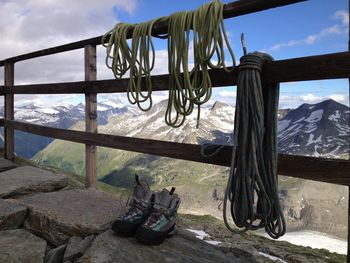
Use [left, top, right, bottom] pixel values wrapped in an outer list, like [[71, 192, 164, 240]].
[[102, 0, 234, 127], [222, 52, 285, 239], [102, 17, 166, 111]]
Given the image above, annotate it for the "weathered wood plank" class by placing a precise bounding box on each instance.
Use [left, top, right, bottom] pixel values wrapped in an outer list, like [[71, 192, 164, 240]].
[[1, 51, 349, 95], [348, 185, 350, 263], [4, 63, 14, 161], [0, 0, 305, 66], [84, 45, 97, 188], [4, 120, 350, 186]]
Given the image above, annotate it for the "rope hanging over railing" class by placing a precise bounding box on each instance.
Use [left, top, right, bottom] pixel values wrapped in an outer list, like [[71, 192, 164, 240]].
[[223, 52, 285, 239], [102, 0, 234, 127]]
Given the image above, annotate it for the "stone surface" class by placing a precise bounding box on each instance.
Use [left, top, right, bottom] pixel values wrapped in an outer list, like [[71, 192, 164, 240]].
[[78, 229, 254, 263], [12, 188, 124, 246], [46, 244, 66, 263], [0, 198, 27, 230], [0, 158, 17, 172], [0, 166, 68, 198], [64, 235, 95, 262], [0, 229, 47, 262]]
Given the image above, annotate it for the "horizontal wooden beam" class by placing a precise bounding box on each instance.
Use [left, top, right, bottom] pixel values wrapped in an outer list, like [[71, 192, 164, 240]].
[[1, 51, 349, 95], [3, 119, 350, 186], [0, 0, 305, 66]]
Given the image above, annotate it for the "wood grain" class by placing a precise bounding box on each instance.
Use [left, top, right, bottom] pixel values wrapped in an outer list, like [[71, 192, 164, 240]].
[[4, 63, 14, 161], [1, 51, 349, 95], [84, 45, 97, 188]]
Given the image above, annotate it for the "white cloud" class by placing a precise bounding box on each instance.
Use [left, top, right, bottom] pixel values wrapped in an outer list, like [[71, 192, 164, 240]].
[[279, 93, 349, 109], [270, 25, 342, 51], [333, 10, 349, 26], [219, 90, 236, 97], [0, 0, 139, 105], [300, 93, 322, 102]]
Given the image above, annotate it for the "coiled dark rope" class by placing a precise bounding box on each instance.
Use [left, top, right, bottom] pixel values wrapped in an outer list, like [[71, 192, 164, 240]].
[[221, 52, 286, 239]]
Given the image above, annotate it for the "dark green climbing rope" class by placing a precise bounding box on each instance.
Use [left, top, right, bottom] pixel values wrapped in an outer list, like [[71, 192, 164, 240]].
[[223, 52, 286, 239]]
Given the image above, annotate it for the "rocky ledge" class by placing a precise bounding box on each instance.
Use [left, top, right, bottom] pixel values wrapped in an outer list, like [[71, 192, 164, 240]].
[[0, 158, 346, 263]]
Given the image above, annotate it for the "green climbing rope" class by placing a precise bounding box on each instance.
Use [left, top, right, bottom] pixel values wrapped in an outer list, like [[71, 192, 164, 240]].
[[102, 18, 167, 111], [166, 0, 235, 127], [102, 0, 235, 127], [223, 52, 285, 239]]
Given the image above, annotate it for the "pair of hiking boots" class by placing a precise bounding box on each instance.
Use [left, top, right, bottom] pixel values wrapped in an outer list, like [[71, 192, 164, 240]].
[[112, 175, 180, 245]]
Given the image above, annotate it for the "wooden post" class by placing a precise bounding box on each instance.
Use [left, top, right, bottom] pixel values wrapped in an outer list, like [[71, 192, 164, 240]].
[[84, 45, 97, 188], [347, 2, 350, 262], [4, 62, 14, 161], [348, 191, 350, 263]]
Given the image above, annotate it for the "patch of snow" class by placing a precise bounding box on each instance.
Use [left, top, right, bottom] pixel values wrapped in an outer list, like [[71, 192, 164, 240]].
[[39, 108, 59, 114], [278, 119, 291, 132], [328, 110, 341, 122], [186, 229, 209, 240], [328, 145, 341, 156], [306, 134, 322, 146], [102, 99, 125, 108], [186, 229, 222, 246], [293, 117, 305, 123], [205, 240, 222, 246], [258, 252, 287, 263], [262, 230, 347, 255], [305, 109, 323, 123], [97, 105, 109, 111]]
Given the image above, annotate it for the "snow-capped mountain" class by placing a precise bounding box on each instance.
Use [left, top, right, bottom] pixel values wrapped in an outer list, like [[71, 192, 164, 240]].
[[278, 99, 349, 158], [100, 100, 235, 145], [0, 98, 128, 158]]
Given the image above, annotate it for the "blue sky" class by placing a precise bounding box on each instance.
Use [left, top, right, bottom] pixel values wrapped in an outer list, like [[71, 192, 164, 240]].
[[0, 0, 348, 109]]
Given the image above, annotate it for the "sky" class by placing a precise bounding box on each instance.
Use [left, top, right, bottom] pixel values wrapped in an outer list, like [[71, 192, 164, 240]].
[[0, 0, 348, 109]]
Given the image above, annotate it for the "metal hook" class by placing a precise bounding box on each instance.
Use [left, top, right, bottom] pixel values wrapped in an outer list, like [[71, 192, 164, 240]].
[[241, 33, 248, 56]]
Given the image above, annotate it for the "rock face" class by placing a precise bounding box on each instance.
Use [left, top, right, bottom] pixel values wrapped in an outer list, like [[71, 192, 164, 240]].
[[0, 229, 47, 262], [64, 235, 95, 262], [12, 188, 125, 246], [45, 244, 66, 263], [78, 229, 254, 263], [0, 198, 27, 230], [0, 158, 17, 172], [281, 180, 348, 239], [0, 166, 68, 198]]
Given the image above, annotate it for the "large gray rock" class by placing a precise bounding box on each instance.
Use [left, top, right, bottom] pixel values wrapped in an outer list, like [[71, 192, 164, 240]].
[[64, 235, 95, 262], [0, 198, 27, 230], [78, 229, 255, 263], [0, 158, 17, 172], [0, 229, 47, 263], [0, 166, 68, 198], [45, 244, 66, 263], [11, 188, 124, 246]]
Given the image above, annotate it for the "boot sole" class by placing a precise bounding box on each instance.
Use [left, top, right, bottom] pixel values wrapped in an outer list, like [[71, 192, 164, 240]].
[[135, 224, 176, 245], [111, 220, 141, 237]]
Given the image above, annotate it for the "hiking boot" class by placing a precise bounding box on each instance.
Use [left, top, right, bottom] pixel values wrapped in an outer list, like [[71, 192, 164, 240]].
[[112, 175, 154, 237], [135, 187, 180, 245]]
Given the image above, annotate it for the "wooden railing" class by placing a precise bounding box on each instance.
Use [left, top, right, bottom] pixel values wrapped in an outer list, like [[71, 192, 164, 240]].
[[0, 0, 349, 260]]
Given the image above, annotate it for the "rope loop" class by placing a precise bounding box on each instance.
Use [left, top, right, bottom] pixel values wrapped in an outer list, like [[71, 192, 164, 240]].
[[222, 52, 286, 239]]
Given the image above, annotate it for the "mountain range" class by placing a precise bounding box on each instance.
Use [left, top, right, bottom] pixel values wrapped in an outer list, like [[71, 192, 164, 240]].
[[0, 98, 127, 158], [278, 99, 349, 158]]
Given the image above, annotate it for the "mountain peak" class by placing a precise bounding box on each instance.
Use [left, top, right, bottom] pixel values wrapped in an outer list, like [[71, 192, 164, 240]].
[[210, 101, 229, 111]]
